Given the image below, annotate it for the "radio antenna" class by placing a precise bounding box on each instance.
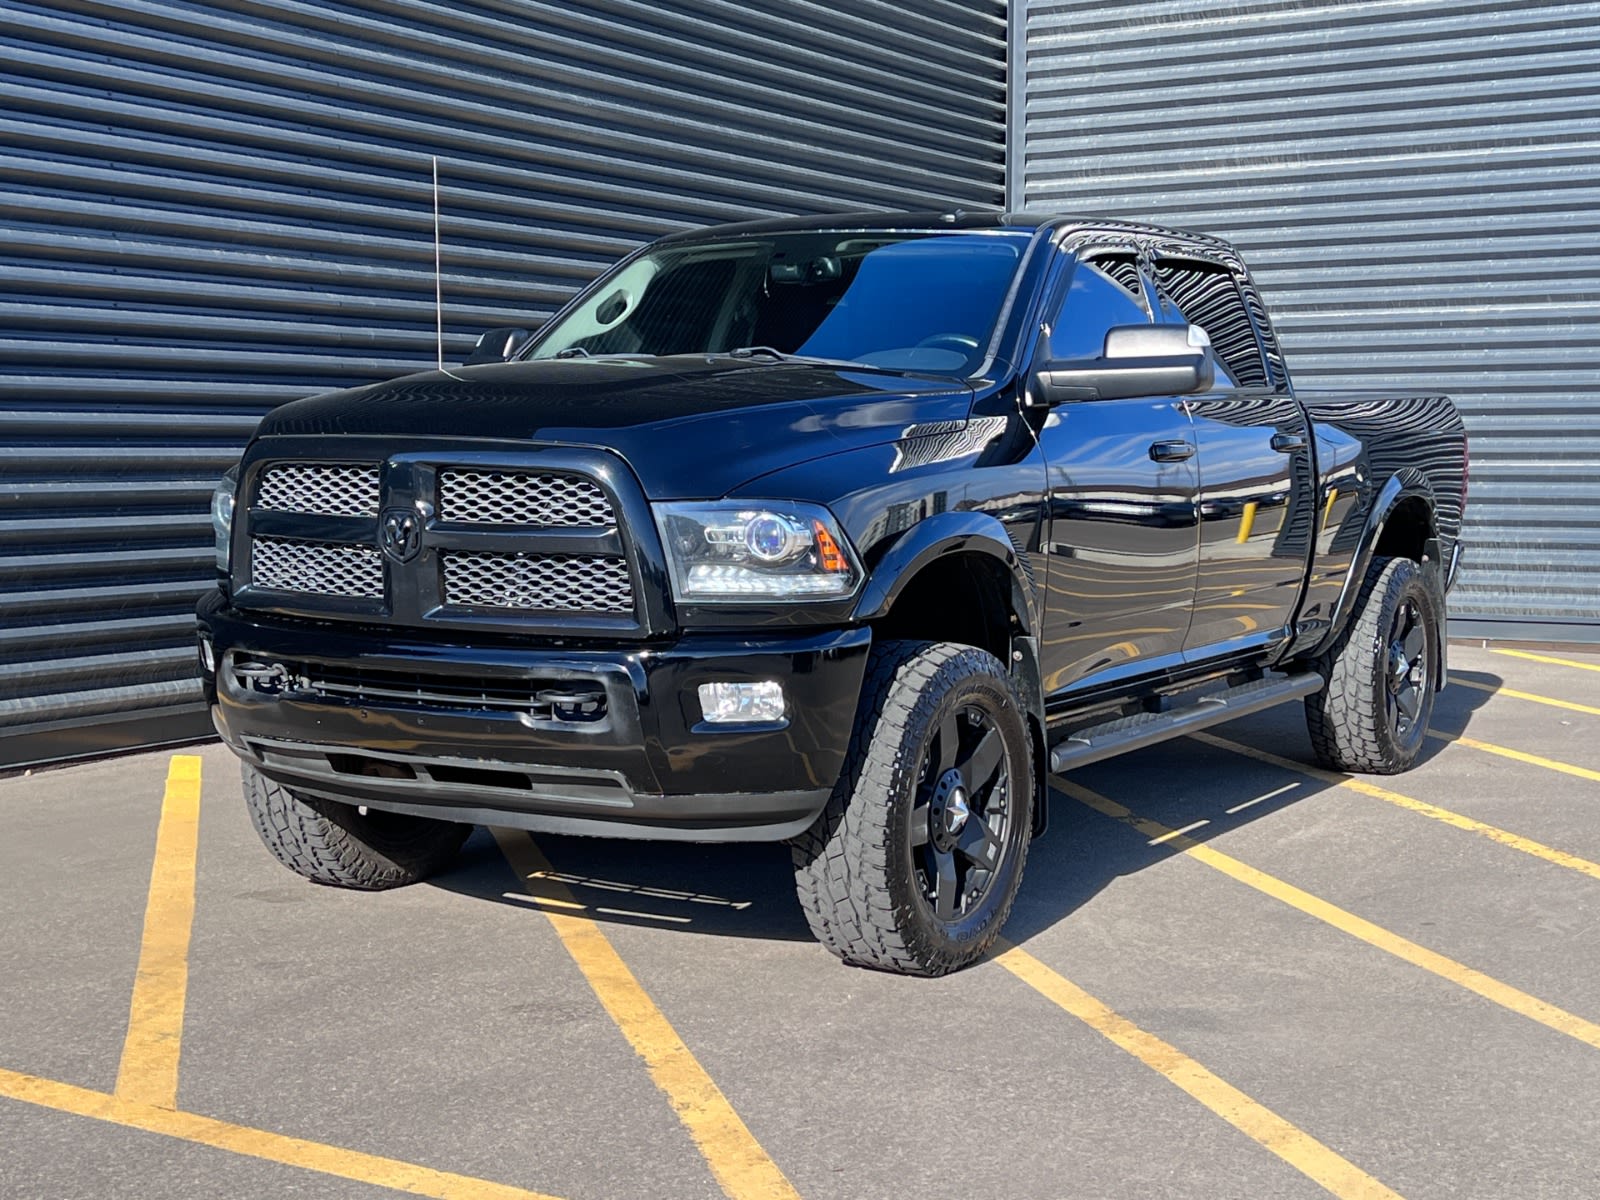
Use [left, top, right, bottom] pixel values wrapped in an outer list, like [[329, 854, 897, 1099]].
[[432, 154, 443, 370]]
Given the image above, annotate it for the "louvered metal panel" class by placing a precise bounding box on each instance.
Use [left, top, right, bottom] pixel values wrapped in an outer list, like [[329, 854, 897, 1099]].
[[0, 0, 1005, 767], [1016, 0, 1600, 639]]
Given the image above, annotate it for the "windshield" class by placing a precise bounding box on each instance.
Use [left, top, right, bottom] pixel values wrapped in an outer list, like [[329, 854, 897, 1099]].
[[525, 230, 1031, 376]]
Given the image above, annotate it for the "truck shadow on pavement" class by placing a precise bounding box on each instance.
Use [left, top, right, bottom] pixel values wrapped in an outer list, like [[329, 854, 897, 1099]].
[[429, 674, 1499, 955]]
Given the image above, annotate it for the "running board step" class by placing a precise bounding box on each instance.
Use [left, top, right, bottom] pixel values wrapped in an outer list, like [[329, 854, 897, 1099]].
[[1047, 671, 1325, 774]]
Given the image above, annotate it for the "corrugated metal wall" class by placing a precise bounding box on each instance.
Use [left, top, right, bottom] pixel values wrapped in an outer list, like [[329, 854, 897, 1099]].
[[1, 0, 1006, 768], [1015, 0, 1600, 640]]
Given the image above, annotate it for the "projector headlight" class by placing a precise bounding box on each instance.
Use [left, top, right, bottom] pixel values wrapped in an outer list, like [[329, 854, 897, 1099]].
[[212, 466, 239, 571], [653, 501, 861, 602]]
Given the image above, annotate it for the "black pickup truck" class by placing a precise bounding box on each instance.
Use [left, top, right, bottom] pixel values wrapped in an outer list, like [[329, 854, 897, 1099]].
[[198, 211, 1466, 976]]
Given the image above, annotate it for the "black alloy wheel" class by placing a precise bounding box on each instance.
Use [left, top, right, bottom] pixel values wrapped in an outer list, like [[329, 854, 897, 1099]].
[[912, 703, 1014, 924], [1384, 595, 1430, 751]]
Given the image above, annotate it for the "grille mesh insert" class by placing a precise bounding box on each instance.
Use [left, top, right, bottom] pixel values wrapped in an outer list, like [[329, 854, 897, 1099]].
[[257, 464, 380, 516], [443, 552, 632, 613], [252, 538, 384, 598], [438, 470, 614, 526]]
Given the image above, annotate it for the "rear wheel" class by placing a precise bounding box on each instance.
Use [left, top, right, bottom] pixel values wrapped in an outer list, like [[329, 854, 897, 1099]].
[[242, 763, 469, 889], [1305, 556, 1440, 774], [791, 641, 1033, 976]]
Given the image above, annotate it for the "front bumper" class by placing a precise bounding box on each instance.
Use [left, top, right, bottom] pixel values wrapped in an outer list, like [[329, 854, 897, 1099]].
[[197, 592, 871, 841]]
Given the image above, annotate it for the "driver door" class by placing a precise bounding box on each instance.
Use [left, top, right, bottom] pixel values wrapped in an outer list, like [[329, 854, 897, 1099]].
[[1036, 251, 1201, 699]]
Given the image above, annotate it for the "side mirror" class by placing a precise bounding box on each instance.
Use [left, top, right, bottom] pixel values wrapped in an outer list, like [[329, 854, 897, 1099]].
[[465, 327, 531, 365], [1031, 324, 1214, 405]]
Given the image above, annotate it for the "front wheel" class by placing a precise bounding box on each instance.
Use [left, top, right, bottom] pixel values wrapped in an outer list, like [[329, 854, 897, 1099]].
[[1305, 555, 1441, 774], [790, 641, 1034, 976]]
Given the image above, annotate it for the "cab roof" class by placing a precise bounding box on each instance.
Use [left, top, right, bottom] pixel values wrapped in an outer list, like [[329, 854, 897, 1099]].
[[654, 209, 1231, 252]]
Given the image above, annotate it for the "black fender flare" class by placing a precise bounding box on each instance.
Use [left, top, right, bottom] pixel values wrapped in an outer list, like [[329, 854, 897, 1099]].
[[851, 511, 1050, 834], [1312, 469, 1446, 682]]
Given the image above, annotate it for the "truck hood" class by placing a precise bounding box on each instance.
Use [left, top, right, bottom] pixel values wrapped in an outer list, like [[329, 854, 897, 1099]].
[[256, 356, 975, 498]]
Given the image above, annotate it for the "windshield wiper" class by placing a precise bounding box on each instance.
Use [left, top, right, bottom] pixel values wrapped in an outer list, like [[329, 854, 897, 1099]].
[[724, 345, 794, 361]]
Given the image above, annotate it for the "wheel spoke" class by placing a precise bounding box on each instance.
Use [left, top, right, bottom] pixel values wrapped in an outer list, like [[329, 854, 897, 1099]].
[[1396, 684, 1421, 720], [956, 815, 1002, 873], [910, 801, 932, 847], [937, 708, 961, 774], [958, 727, 1005, 793], [1402, 624, 1426, 664], [932, 850, 958, 920]]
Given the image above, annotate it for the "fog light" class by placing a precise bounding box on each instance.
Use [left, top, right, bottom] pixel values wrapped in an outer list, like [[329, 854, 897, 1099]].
[[697, 680, 786, 725], [198, 636, 215, 674]]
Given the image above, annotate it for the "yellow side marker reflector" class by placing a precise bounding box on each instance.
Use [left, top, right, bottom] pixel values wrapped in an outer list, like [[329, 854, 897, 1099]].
[[495, 830, 801, 1200], [116, 754, 202, 1109], [1192, 732, 1600, 884], [1236, 500, 1258, 543], [1428, 730, 1600, 784], [1058, 778, 1600, 1052], [1452, 676, 1600, 718], [1490, 647, 1600, 675], [0, 1066, 564, 1200], [993, 944, 1402, 1200]]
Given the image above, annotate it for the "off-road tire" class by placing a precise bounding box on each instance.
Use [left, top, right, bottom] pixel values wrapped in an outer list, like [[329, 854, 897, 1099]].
[[790, 640, 1033, 976], [1305, 555, 1440, 774], [242, 763, 469, 889]]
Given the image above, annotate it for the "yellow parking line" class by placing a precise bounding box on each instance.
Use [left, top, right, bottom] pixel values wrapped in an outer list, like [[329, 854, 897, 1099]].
[[1490, 647, 1600, 674], [1452, 676, 1600, 718], [495, 830, 801, 1200], [1192, 733, 1600, 883], [116, 755, 203, 1109], [1058, 779, 1600, 1052], [0, 1065, 563, 1200], [1428, 731, 1600, 783], [994, 945, 1401, 1200]]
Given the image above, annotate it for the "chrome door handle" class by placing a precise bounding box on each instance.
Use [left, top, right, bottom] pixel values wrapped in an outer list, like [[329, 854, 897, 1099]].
[[1270, 431, 1308, 453], [1148, 440, 1196, 463]]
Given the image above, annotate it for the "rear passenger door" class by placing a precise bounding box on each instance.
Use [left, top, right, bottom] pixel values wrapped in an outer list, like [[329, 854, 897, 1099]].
[[1151, 255, 1314, 659]]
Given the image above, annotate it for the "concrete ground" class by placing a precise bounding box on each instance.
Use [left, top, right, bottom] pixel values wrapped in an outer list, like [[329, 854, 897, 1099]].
[[2, 642, 1598, 1200]]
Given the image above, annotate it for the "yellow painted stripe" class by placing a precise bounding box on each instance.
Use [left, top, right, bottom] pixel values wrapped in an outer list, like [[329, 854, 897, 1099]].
[[1490, 647, 1600, 675], [993, 945, 1401, 1200], [0, 1066, 562, 1200], [1322, 488, 1339, 527], [1428, 730, 1600, 783], [116, 755, 202, 1109], [1236, 500, 1258, 544], [1058, 779, 1600, 1052], [1452, 676, 1600, 718], [1191, 732, 1600, 883], [494, 830, 801, 1200]]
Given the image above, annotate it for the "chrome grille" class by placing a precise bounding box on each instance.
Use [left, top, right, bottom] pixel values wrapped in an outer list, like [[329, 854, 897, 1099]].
[[257, 464, 380, 516], [438, 470, 614, 527], [442, 552, 633, 613], [252, 537, 384, 598]]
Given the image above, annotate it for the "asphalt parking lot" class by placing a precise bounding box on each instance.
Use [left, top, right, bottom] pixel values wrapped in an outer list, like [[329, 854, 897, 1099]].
[[3, 642, 1599, 1200]]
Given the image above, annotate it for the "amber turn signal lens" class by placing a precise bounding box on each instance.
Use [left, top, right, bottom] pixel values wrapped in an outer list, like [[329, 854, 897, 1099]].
[[813, 520, 847, 573]]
